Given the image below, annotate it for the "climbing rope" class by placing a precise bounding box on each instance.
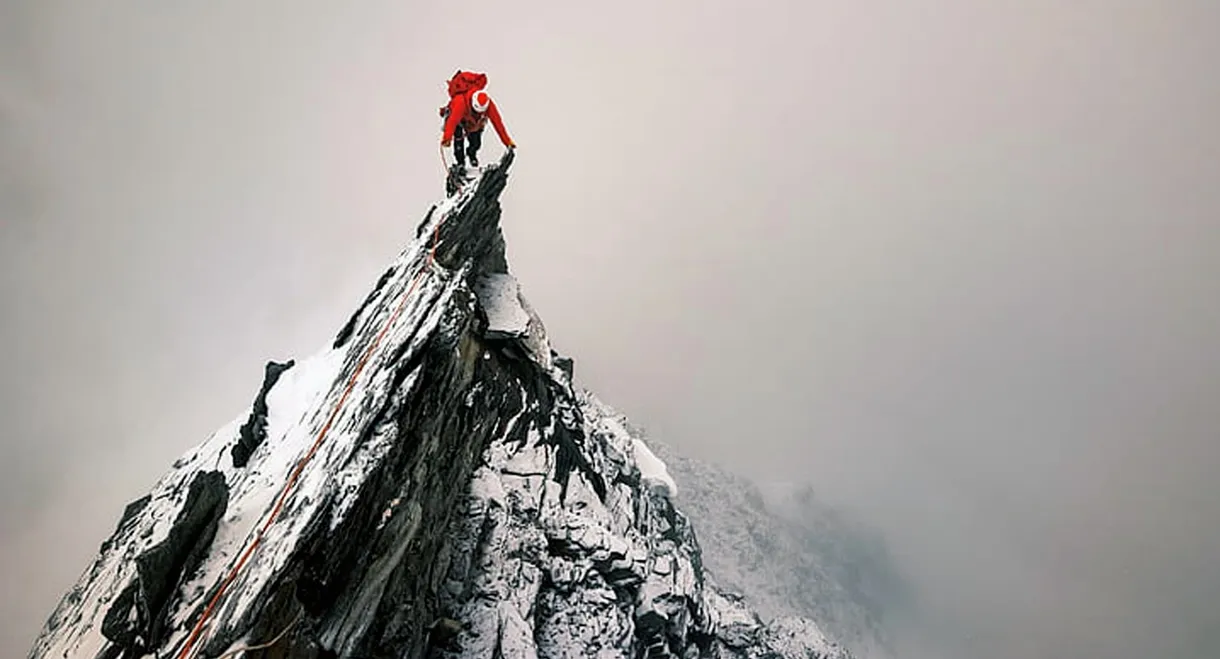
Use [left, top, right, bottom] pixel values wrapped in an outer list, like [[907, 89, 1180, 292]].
[[214, 608, 303, 659], [174, 205, 448, 659]]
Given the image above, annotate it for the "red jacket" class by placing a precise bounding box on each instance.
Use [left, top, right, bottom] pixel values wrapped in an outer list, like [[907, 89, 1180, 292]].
[[442, 91, 513, 147]]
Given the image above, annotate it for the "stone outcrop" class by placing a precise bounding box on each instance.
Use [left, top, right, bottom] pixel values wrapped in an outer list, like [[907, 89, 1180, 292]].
[[231, 360, 295, 468], [29, 150, 850, 659]]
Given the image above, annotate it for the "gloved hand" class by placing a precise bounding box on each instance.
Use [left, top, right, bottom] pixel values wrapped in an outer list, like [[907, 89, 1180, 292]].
[[441, 138, 452, 147], [439, 105, 449, 117]]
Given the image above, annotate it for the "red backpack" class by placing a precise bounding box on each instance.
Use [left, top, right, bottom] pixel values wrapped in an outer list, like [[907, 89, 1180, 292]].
[[447, 70, 487, 98]]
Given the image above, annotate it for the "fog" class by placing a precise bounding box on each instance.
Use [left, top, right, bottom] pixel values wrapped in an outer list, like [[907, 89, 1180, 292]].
[[3, 2, 1218, 658]]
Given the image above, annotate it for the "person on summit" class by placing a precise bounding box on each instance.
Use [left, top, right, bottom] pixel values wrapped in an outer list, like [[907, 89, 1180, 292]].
[[439, 70, 515, 170]]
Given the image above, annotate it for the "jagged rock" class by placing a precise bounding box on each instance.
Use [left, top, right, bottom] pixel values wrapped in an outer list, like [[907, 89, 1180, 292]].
[[514, 287, 554, 372], [28, 150, 849, 659], [98, 495, 151, 555], [760, 617, 848, 658], [645, 437, 909, 659], [230, 359, 295, 468], [99, 471, 229, 656], [553, 354, 575, 381], [706, 590, 764, 649]]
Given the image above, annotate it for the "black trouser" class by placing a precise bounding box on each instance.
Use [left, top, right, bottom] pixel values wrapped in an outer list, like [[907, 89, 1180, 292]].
[[453, 124, 483, 166]]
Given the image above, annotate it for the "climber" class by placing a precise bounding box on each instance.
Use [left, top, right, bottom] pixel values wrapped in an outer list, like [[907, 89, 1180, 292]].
[[439, 70, 515, 170]]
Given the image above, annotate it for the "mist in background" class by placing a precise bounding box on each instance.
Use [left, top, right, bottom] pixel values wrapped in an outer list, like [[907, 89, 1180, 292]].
[[3, 2, 1218, 658]]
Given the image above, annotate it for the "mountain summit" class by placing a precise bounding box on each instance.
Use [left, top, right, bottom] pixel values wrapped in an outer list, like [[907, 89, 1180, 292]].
[[28, 151, 852, 659]]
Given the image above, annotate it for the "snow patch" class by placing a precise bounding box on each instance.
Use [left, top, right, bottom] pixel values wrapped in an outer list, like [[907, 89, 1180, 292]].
[[631, 439, 677, 499], [473, 273, 531, 339]]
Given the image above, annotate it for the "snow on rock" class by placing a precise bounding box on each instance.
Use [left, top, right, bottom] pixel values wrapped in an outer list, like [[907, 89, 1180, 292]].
[[28, 149, 851, 659], [434, 389, 852, 659], [645, 437, 906, 659], [633, 437, 678, 499], [762, 617, 844, 658], [473, 273, 530, 339], [705, 589, 765, 649]]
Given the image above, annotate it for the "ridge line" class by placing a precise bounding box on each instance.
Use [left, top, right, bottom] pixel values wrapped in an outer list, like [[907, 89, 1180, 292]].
[[173, 218, 447, 659]]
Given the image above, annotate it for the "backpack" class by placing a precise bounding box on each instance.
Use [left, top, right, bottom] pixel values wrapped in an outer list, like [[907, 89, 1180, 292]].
[[447, 71, 488, 98]]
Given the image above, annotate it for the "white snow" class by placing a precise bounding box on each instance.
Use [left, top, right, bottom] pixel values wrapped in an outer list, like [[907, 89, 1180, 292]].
[[473, 273, 531, 339], [631, 438, 677, 499], [30, 175, 493, 659], [31, 157, 849, 659]]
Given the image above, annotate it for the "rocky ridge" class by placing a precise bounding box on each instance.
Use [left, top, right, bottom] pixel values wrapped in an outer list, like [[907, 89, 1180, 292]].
[[28, 150, 853, 659]]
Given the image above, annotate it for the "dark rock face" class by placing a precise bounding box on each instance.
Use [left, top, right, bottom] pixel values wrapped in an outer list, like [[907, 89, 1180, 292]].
[[231, 359, 296, 468], [427, 390, 849, 659], [100, 471, 229, 657], [99, 495, 151, 555], [283, 288, 557, 659], [29, 150, 851, 659]]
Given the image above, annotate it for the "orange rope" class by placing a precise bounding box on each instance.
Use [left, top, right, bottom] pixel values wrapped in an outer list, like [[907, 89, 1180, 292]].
[[174, 209, 448, 659]]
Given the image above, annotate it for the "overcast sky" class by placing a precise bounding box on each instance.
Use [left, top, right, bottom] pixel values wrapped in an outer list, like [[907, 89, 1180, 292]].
[[2, 2, 1218, 658]]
